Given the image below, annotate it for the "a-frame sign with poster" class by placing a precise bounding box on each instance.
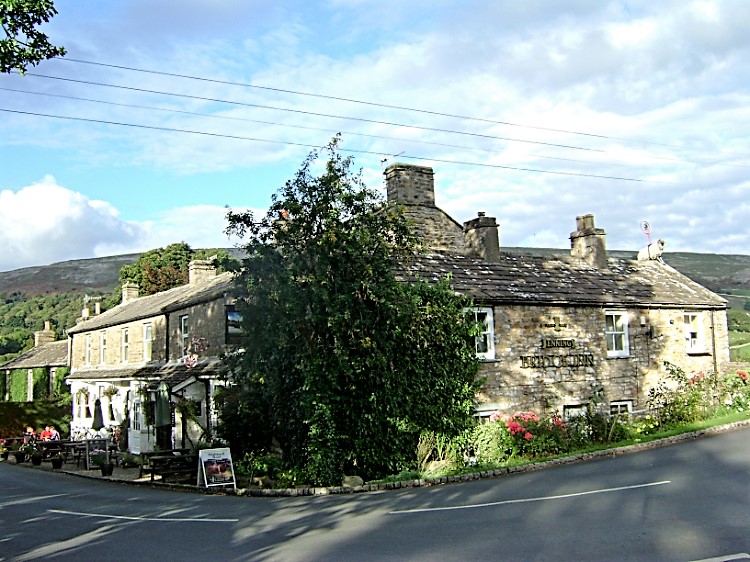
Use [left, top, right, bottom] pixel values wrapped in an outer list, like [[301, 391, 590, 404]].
[[197, 447, 236, 491]]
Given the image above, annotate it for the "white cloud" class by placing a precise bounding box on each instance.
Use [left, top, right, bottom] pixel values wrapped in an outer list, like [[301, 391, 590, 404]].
[[0, 178, 249, 272]]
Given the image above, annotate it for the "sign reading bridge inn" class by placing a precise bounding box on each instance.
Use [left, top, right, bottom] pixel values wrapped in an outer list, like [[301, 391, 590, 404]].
[[519, 336, 595, 369]]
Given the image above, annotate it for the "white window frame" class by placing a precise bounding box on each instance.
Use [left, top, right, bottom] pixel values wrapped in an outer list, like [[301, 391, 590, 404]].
[[610, 400, 632, 418], [563, 404, 587, 421], [84, 334, 92, 366], [684, 313, 705, 353], [99, 331, 107, 365], [180, 315, 190, 355], [121, 327, 129, 363], [605, 310, 630, 358], [143, 322, 153, 362], [467, 307, 495, 360]]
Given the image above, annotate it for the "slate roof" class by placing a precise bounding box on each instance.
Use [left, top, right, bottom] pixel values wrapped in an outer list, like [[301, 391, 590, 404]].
[[67, 272, 235, 334], [0, 340, 68, 370], [400, 252, 726, 309]]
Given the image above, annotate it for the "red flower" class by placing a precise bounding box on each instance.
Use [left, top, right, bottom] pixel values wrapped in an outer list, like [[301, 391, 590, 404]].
[[738, 370, 748, 382], [506, 421, 524, 435], [524, 432, 533, 440]]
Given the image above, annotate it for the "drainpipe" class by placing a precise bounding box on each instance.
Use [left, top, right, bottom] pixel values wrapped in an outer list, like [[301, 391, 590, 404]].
[[710, 310, 718, 375]]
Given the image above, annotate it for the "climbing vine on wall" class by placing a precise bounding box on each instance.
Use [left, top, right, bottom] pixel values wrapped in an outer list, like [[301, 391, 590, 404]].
[[9, 369, 27, 401], [32, 368, 47, 399]]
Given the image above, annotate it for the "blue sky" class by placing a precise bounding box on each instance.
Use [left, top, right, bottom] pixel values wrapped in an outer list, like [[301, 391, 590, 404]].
[[1, 0, 749, 272]]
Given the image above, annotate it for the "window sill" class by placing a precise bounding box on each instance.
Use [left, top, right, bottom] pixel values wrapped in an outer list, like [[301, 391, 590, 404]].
[[687, 350, 710, 356]]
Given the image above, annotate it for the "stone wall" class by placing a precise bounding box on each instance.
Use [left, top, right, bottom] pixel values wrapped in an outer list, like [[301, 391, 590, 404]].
[[477, 304, 730, 415]]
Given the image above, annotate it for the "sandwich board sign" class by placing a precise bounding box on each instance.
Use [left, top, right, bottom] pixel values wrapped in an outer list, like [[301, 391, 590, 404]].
[[198, 447, 236, 490]]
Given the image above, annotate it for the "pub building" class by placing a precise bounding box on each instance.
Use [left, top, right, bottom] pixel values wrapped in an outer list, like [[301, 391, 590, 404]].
[[386, 163, 729, 419]]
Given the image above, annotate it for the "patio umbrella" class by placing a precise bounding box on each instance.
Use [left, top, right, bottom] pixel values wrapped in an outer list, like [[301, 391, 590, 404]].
[[91, 398, 105, 431], [154, 382, 171, 428]]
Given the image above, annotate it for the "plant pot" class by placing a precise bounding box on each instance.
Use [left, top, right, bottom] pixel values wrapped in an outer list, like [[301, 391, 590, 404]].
[[51, 457, 64, 469], [100, 462, 115, 477], [31, 454, 43, 466], [12, 452, 27, 464]]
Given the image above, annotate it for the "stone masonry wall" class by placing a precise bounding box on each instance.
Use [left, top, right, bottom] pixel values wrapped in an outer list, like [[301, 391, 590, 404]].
[[477, 304, 730, 416]]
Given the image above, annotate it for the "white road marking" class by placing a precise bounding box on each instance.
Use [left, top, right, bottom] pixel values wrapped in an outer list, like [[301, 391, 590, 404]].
[[690, 554, 750, 562], [389, 480, 671, 514], [48, 509, 238, 523]]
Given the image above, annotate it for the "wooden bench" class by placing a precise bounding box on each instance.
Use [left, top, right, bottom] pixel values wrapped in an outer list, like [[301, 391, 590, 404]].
[[139, 449, 197, 482]]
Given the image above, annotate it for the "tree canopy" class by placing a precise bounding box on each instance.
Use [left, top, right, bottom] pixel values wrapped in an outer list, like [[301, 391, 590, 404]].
[[115, 243, 237, 298], [221, 138, 481, 485], [1, 0, 65, 74]]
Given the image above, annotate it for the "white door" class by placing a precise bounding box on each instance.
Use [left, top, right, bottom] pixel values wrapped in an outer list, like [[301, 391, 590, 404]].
[[129, 400, 142, 454]]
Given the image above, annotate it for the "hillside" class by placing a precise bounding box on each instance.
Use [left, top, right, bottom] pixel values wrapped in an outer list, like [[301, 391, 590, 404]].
[[1, 249, 749, 297]]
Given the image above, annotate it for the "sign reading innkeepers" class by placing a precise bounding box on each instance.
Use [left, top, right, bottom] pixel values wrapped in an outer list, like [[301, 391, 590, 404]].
[[198, 448, 236, 490], [519, 335, 595, 369]]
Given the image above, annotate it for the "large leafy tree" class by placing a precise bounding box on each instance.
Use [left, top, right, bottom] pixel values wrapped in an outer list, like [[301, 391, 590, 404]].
[[222, 138, 481, 485], [115, 243, 236, 297], [1, 0, 65, 74]]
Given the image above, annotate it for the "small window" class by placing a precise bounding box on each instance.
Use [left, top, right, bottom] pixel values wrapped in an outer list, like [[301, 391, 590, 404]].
[[121, 328, 129, 363], [684, 313, 705, 353], [467, 307, 495, 360], [143, 323, 153, 362], [99, 331, 107, 365], [180, 315, 190, 355], [85, 334, 92, 366], [610, 400, 632, 417], [605, 311, 630, 358], [563, 404, 587, 420], [226, 306, 243, 344]]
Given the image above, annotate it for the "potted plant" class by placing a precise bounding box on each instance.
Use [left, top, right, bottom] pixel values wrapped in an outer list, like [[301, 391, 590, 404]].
[[30, 448, 43, 466], [9, 442, 27, 463], [51, 454, 64, 469], [91, 451, 115, 476]]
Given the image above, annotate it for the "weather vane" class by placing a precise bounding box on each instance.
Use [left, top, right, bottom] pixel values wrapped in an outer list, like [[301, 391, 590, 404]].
[[640, 220, 652, 244]]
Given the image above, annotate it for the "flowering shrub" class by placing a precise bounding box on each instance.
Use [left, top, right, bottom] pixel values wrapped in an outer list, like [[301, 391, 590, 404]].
[[721, 370, 750, 411]]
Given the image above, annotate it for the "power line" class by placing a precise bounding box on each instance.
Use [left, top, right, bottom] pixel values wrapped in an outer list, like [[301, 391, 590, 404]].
[[0, 107, 671, 183], [0, 86, 631, 168], [22, 72, 606, 155], [58, 57, 729, 157]]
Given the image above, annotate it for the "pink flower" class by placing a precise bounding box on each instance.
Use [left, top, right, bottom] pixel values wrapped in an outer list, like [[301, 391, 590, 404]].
[[489, 411, 502, 423], [738, 370, 748, 382], [506, 421, 524, 435], [524, 432, 533, 440]]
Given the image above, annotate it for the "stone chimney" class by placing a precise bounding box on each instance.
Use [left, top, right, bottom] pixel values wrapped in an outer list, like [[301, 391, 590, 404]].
[[570, 213, 607, 269], [189, 258, 217, 285], [34, 320, 56, 347], [464, 212, 501, 262], [384, 163, 435, 206], [122, 282, 140, 304]]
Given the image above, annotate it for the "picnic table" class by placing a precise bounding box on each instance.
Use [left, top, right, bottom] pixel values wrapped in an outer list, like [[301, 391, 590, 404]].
[[139, 449, 198, 482]]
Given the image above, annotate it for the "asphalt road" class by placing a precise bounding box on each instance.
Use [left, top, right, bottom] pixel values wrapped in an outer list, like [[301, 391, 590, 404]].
[[2, 427, 750, 562]]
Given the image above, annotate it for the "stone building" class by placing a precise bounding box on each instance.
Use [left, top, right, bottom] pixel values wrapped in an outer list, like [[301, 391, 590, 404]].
[[65, 260, 237, 452], [386, 163, 730, 418], [1, 321, 68, 401]]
